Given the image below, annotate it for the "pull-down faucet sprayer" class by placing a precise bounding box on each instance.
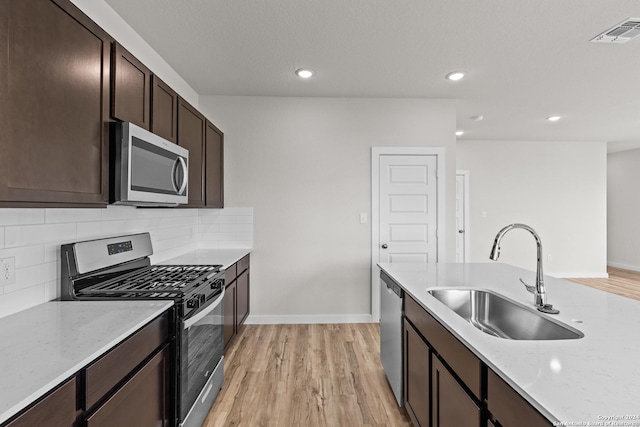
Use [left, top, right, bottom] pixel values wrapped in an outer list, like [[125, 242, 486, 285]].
[[490, 223, 559, 314]]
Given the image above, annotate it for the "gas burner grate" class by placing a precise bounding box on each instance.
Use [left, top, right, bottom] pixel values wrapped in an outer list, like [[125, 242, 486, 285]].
[[78, 265, 222, 297]]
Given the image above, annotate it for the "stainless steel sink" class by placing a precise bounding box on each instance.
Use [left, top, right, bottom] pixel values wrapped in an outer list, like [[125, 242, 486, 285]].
[[427, 289, 584, 340]]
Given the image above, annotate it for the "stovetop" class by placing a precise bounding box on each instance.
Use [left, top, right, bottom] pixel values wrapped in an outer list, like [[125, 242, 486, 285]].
[[77, 265, 223, 299]]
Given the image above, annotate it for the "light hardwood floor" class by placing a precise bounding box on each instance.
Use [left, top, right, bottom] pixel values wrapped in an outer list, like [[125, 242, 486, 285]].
[[204, 323, 411, 427], [569, 267, 640, 301]]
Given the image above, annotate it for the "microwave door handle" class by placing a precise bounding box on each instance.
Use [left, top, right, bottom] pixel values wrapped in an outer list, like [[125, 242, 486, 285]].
[[171, 157, 188, 195], [183, 286, 225, 330]]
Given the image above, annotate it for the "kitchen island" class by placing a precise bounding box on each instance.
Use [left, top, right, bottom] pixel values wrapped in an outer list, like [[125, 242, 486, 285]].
[[378, 262, 640, 425]]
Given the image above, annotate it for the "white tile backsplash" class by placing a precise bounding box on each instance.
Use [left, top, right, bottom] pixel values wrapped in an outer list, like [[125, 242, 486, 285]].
[[0, 209, 45, 226], [0, 206, 253, 319]]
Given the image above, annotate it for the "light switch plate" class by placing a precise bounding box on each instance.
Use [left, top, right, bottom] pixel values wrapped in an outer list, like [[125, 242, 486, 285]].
[[359, 213, 368, 224], [0, 257, 16, 286]]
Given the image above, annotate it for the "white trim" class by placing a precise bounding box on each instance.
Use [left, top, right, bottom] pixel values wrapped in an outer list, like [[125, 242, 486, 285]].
[[371, 147, 446, 322], [547, 272, 609, 279], [245, 314, 374, 325], [456, 170, 471, 263], [607, 262, 640, 272]]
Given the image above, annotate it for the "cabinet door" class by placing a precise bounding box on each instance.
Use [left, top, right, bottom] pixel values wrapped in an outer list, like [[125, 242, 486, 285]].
[[236, 269, 250, 328], [111, 42, 151, 130], [223, 280, 237, 349], [205, 120, 224, 207], [151, 75, 178, 143], [403, 319, 430, 427], [85, 346, 169, 427], [5, 377, 77, 427], [177, 97, 206, 207], [487, 369, 552, 427], [0, 0, 110, 207], [432, 356, 481, 427]]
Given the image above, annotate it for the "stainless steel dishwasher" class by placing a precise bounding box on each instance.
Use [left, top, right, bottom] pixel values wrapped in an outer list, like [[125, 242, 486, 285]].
[[380, 270, 404, 406]]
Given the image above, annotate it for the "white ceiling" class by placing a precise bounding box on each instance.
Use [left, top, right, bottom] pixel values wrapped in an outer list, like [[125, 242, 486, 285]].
[[104, 0, 640, 149]]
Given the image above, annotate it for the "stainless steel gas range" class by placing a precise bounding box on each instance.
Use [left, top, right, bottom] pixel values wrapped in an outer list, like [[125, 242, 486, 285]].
[[60, 232, 224, 427]]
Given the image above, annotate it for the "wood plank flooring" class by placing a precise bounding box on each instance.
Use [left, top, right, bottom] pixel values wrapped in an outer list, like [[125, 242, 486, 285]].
[[204, 323, 411, 427], [568, 267, 640, 301]]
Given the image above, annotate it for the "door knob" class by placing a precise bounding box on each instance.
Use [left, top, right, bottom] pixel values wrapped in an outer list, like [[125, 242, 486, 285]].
[[458, 230, 465, 234], [381, 244, 388, 249]]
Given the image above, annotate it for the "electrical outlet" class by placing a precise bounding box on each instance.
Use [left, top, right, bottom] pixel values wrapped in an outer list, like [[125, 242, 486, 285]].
[[0, 257, 16, 286]]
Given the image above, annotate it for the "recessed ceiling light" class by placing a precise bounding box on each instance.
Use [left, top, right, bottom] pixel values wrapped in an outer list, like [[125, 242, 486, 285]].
[[446, 71, 466, 81], [456, 130, 465, 136], [470, 115, 484, 121], [546, 115, 561, 122], [295, 68, 314, 79]]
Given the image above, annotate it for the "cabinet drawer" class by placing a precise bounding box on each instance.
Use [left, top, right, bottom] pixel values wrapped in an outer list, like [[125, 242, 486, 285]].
[[85, 346, 169, 427], [5, 377, 77, 427], [237, 254, 249, 274], [85, 312, 169, 409], [487, 369, 552, 427], [405, 295, 482, 399], [225, 263, 237, 284]]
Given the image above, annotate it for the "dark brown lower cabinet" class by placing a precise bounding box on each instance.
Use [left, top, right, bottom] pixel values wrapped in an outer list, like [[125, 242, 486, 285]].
[[487, 369, 552, 427], [403, 319, 430, 427], [223, 279, 237, 348], [401, 293, 553, 427], [236, 270, 250, 326], [223, 255, 251, 352], [5, 377, 77, 427], [432, 356, 481, 427], [85, 346, 169, 427]]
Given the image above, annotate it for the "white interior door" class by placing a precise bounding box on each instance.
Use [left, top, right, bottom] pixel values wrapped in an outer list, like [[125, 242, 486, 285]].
[[379, 155, 438, 264], [455, 171, 470, 263], [371, 147, 446, 322]]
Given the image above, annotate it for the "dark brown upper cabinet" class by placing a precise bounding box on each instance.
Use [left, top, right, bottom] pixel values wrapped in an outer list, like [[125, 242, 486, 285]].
[[205, 120, 224, 208], [177, 97, 206, 207], [150, 75, 178, 143], [0, 0, 111, 207], [111, 42, 151, 130]]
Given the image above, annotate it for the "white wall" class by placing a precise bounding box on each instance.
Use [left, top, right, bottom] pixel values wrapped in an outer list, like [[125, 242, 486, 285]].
[[456, 140, 607, 278], [608, 148, 640, 271], [0, 207, 253, 319], [199, 96, 456, 322], [70, 0, 199, 107]]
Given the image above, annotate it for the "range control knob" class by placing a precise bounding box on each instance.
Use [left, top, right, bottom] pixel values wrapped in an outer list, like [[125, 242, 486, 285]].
[[186, 298, 200, 309]]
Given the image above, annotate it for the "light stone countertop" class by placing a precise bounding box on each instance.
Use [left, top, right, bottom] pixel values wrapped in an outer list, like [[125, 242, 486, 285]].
[[377, 262, 640, 425], [161, 248, 251, 270], [0, 300, 173, 425]]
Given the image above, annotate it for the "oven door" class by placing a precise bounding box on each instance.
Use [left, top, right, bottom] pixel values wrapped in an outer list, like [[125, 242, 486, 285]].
[[180, 288, 225, 427]]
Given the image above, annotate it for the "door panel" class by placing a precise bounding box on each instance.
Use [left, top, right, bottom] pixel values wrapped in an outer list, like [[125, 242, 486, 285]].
[[379, 155, 438, 264], [455, 172, 468, 263]]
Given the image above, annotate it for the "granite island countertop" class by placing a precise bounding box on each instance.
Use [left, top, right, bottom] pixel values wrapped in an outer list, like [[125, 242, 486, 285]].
[[377, 262, 640, 425], [0, 300, 173, 425]]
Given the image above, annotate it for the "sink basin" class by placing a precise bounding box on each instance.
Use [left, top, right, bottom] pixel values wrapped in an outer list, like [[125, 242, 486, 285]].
[[427, 289, 584, 340]]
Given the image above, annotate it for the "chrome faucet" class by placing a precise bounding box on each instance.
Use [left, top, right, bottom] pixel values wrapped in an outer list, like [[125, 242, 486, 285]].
[[489, 223, 559, 314]]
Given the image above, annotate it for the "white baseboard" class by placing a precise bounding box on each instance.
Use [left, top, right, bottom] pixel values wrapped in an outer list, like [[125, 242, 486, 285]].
[[245, 314, 374, 325], [547, 272, 609, 279], [607, 262, 640, 272]]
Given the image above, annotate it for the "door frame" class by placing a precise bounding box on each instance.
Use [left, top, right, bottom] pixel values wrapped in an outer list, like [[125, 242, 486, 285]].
[[371, 147, 446, 321], [456, 170, 471, 263]]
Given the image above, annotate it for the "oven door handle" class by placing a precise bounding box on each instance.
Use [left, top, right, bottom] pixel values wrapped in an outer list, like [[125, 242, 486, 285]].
[[184, 286, 225, 330]]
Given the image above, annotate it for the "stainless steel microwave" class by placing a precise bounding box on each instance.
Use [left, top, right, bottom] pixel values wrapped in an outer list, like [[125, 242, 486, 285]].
[[111, 122, 189, 206]]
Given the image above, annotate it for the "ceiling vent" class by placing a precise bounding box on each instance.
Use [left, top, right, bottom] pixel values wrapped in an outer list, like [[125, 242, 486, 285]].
[[591, 18, 640, 43]]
